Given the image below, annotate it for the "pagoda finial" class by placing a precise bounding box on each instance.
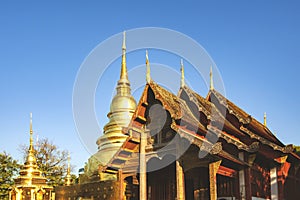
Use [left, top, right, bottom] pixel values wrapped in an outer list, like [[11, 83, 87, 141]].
[[180, 59, 185, 88], [264, 112, 267, 126], [29, 113, 33, 152], [210, 66, 214, 90], [67, 152, 71, 175], [122, 31, 126, 51], [120, 31, 128, 81], [146, 50, 151, 83], [65, 152, 71, 186], [25, 112, 37, 166]]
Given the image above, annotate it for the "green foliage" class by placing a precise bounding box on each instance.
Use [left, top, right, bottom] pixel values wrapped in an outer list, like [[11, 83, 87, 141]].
[[295, 146, 300, 156], [0, 152, 20, 200], [20, 138, 74, 187], [71, 174, 79, 184]]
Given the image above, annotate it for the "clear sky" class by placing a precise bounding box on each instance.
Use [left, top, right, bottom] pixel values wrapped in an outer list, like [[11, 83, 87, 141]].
[[1, 1, 300, 173]]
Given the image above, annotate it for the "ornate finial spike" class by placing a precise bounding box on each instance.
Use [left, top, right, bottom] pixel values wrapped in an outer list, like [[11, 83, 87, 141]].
[[122, 31, 126, 50], [264, 112, 267, 126], [120, 31, 128, 80], [210, 66, 214, 90], [180, 59, 185, 88], [146, 50, 151, 83], [29, 113, 33, 151], [67, 152, 71, 175], [65, 152, 71, 186]]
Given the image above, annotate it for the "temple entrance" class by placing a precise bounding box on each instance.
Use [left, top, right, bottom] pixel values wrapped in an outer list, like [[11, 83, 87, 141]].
[[185, 167, 210, 200], [147, 157, 176, 200]]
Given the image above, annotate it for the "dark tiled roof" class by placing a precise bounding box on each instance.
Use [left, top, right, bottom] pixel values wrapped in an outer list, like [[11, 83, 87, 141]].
[[207, 89, 283, 146], [149, 81, 206, 132], [207, 89, 251, 124]]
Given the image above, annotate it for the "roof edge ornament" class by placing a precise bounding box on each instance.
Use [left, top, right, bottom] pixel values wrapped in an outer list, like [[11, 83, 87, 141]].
[[210, 66, 214, 90], [146, 50, 151, 83], [264, 112, 267, 126], [180, 59, 185, 88]]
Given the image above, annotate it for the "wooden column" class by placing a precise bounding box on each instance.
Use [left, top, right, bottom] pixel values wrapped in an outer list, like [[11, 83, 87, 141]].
[[118, 169, 125, 200], [139, 129, 147, 200], [209, 160, 221, 200], [244, 154, 256, 200], [244, 167, 252, 200], [238, 152, 246, 200], [270, 167, 278, 200], [176, 160, 185, 200], [277, 160, 291, 200]]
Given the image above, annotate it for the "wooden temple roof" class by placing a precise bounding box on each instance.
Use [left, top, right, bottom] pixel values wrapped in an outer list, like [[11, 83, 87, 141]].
[[103, 81, 299, 174], [206, 89, 289, 148], [178, 86, 249, 142]]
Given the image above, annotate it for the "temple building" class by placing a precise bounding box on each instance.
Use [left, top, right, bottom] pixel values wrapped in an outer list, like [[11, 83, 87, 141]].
[[55, 33, 300, 200], [9, 114, 54, 200]]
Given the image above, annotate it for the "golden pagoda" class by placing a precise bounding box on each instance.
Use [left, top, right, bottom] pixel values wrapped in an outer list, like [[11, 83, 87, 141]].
[[9, 113, 53, 200], [83, 31, 137, 181]]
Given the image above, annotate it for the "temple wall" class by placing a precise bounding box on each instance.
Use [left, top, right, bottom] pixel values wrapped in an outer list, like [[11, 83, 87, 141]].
[[55, 180, 120, 200]]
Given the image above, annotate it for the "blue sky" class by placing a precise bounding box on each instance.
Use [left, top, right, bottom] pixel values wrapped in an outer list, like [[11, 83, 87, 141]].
[[0, 1, 300, 173]]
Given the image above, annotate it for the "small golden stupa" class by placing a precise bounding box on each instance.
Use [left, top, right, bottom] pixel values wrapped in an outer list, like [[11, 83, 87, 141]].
[[9, 113, 53, 200]]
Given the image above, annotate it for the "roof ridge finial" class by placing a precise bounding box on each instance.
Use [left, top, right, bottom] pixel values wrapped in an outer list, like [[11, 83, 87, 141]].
[[210, 66, 214, 90], [146, 50, 151, 83], [29, 113, 33, 152], [120, 31, 128, 80], [180, 59, 185, 88], [122, 31, 126, 51], [264, 112, 267, 126]]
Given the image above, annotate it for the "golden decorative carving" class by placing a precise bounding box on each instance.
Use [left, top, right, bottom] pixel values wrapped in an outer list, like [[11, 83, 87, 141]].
[[211, 142, 223, 155], [209, 160, 222, 200], [240, 126, 288, 153], [248, 154, 256, 166], [274, 155, 288, 164], [247, 142, 260, 153], [283, 145, 294, 153]]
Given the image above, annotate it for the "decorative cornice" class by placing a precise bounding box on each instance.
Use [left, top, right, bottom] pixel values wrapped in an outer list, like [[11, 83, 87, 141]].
[[240, 126, 289, 153]]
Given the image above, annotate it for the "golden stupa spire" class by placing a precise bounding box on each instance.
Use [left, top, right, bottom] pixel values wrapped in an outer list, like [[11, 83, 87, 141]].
[[264, 112, 267, 126], [120, 31, 128, 81], [25, 113, 37, 166], [29, 112, 33, 152], [210, 66, 214, 90], [180, 59, 185, 88], [146, 50, 151, 83], [65, 152, 71, 186], [116, 31, 131, 96]]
